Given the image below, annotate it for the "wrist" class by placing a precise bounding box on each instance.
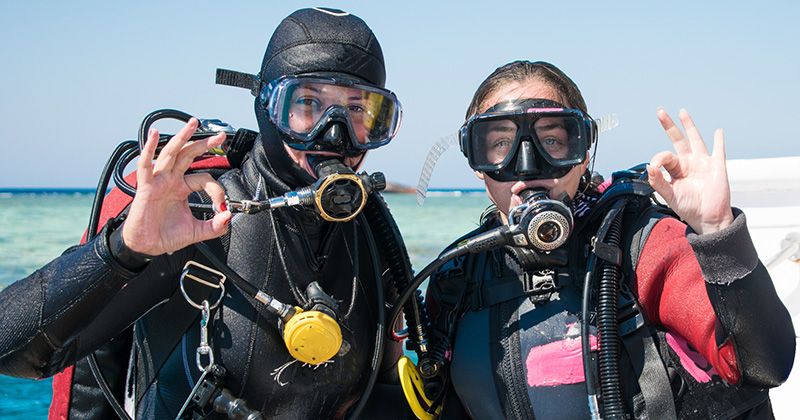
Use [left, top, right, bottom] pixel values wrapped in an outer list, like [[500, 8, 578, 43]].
[[695, 210, 735, 235], [110, 222, 154, 270]]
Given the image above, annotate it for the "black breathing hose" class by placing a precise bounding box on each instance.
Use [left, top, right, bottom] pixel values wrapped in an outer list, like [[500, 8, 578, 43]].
[[137, 109, 194, 150], [347, 212, 386, 420], [361, 197, 425, 344], [580, 199, 628, 419], [581, 254, 600, 418], [387, 246, 467, 340], [85, 143, 137, 420], [114, 108, 235, 199], [597, 208, 626, 419], [88, 140, 138, 235], [388, 221, 512, 338], [86, 355, 132, 420], [113, 142, 144, 198]]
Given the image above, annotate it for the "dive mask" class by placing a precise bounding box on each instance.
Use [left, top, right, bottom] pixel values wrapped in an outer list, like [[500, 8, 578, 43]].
[[460, 99, 596, 182], [259, 75, 402, 156]]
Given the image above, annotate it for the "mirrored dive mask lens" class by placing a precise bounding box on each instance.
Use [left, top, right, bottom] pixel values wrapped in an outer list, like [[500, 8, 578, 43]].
[[465, 109, 589, 176], [262, 77, 402, 150]]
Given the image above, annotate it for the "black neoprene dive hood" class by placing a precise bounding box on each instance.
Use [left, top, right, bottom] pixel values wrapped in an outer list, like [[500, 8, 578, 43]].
[[255, 7, 387, 188]]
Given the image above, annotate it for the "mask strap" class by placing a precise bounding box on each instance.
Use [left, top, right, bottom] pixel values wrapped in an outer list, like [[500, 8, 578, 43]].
[[215, 68, 261, 96]]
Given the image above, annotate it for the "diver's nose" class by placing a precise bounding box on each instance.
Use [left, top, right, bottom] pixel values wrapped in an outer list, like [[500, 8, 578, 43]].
[[515, 139, 540, 176], [322, 122, 345, 147]]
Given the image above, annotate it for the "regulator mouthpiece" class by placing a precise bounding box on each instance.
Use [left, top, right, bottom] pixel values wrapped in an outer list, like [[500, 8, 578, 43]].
[[510, 188, 573, 251], [303, 158, 386, 222], [226, 158, 385, 222]]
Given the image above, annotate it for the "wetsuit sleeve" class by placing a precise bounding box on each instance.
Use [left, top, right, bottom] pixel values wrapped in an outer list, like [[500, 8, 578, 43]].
[[633, 208, 795, 387], [0, 223, 184, 379]]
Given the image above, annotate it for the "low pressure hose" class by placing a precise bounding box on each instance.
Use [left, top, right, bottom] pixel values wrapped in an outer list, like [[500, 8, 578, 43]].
[[137, 109, 194, 150], [346, 212, 386, 420], [596, 206, 626, 419], [85, 140, 141, 420], [582, 254, 601, 419], [361, 196, 427, 348], [88, 140, 138, 235]]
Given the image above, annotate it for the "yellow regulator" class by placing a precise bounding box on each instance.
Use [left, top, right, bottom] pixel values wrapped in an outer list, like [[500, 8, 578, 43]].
[[282, 306, 343, 365]]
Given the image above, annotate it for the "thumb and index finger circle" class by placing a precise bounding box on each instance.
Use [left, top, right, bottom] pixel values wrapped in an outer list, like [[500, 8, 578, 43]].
[[184, 172, 232, 242]]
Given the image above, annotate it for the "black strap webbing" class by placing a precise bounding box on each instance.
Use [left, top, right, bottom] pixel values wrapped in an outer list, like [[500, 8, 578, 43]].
[[215, 68, 260, 96], [622, 328, 677, 420]]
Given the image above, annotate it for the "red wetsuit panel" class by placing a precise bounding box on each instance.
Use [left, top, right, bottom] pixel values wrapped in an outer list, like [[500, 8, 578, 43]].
[[634, 217, 741, 384]]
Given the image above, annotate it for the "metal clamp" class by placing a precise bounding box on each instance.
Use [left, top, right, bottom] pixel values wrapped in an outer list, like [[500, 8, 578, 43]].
[[227, 199, 268, 214], [180, 260, 226, 310]]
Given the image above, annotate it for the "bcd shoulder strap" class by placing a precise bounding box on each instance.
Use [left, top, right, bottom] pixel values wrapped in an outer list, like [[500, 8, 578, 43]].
[[617, 197, 677, 420]]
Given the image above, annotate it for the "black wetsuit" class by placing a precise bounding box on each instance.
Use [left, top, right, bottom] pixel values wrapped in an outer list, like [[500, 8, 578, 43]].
[[427, 190, 795, 419], [0, 141, 406, 419]]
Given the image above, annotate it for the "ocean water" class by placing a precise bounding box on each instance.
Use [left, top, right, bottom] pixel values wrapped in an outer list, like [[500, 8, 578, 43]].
[[0, 190, 490, 418]]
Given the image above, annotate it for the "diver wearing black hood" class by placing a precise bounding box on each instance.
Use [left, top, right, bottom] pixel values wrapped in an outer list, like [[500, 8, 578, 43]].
[[254, 7, 387, 189], [0, 8, 411, 419]]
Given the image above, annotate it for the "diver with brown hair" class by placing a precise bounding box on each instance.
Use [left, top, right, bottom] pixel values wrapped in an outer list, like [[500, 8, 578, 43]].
[[421, 60, 794, 419]]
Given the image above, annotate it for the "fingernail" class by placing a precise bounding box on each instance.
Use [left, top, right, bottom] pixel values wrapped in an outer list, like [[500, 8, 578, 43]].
[[656, 106, 665, 113], [148, 128, 155, 137], [220, 202, 228, 212]]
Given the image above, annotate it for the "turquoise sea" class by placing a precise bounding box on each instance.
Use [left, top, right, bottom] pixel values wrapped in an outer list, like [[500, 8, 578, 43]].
[[0, 190, 490, 418]]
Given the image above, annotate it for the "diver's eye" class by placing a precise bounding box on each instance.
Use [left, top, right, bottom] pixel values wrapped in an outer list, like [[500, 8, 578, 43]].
[[539, 136, 570, 159], [492, 139, 513, 150], [296, 97, 322, 110], [347, 104, 365, 113]]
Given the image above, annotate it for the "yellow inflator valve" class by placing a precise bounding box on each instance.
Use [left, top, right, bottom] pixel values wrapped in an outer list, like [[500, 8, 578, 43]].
[[398, 355, 440, 419], [282, 307, 343, 365]]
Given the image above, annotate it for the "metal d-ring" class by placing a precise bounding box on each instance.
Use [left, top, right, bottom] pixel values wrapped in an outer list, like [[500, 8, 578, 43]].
[[180, 260, 227, 310]]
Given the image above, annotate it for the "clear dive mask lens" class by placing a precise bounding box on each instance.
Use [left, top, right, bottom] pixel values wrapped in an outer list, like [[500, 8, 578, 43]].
[[260, 76, 402, 153], [460, 99, 595, 181]]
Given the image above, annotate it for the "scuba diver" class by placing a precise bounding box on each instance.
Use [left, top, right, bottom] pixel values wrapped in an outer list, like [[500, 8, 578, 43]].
[[0, 7, 414, 419], [410, 60, 795, 419]]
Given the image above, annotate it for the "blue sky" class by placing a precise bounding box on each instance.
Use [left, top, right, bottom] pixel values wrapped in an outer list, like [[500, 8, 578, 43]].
[[1, 1, 798, 189]]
